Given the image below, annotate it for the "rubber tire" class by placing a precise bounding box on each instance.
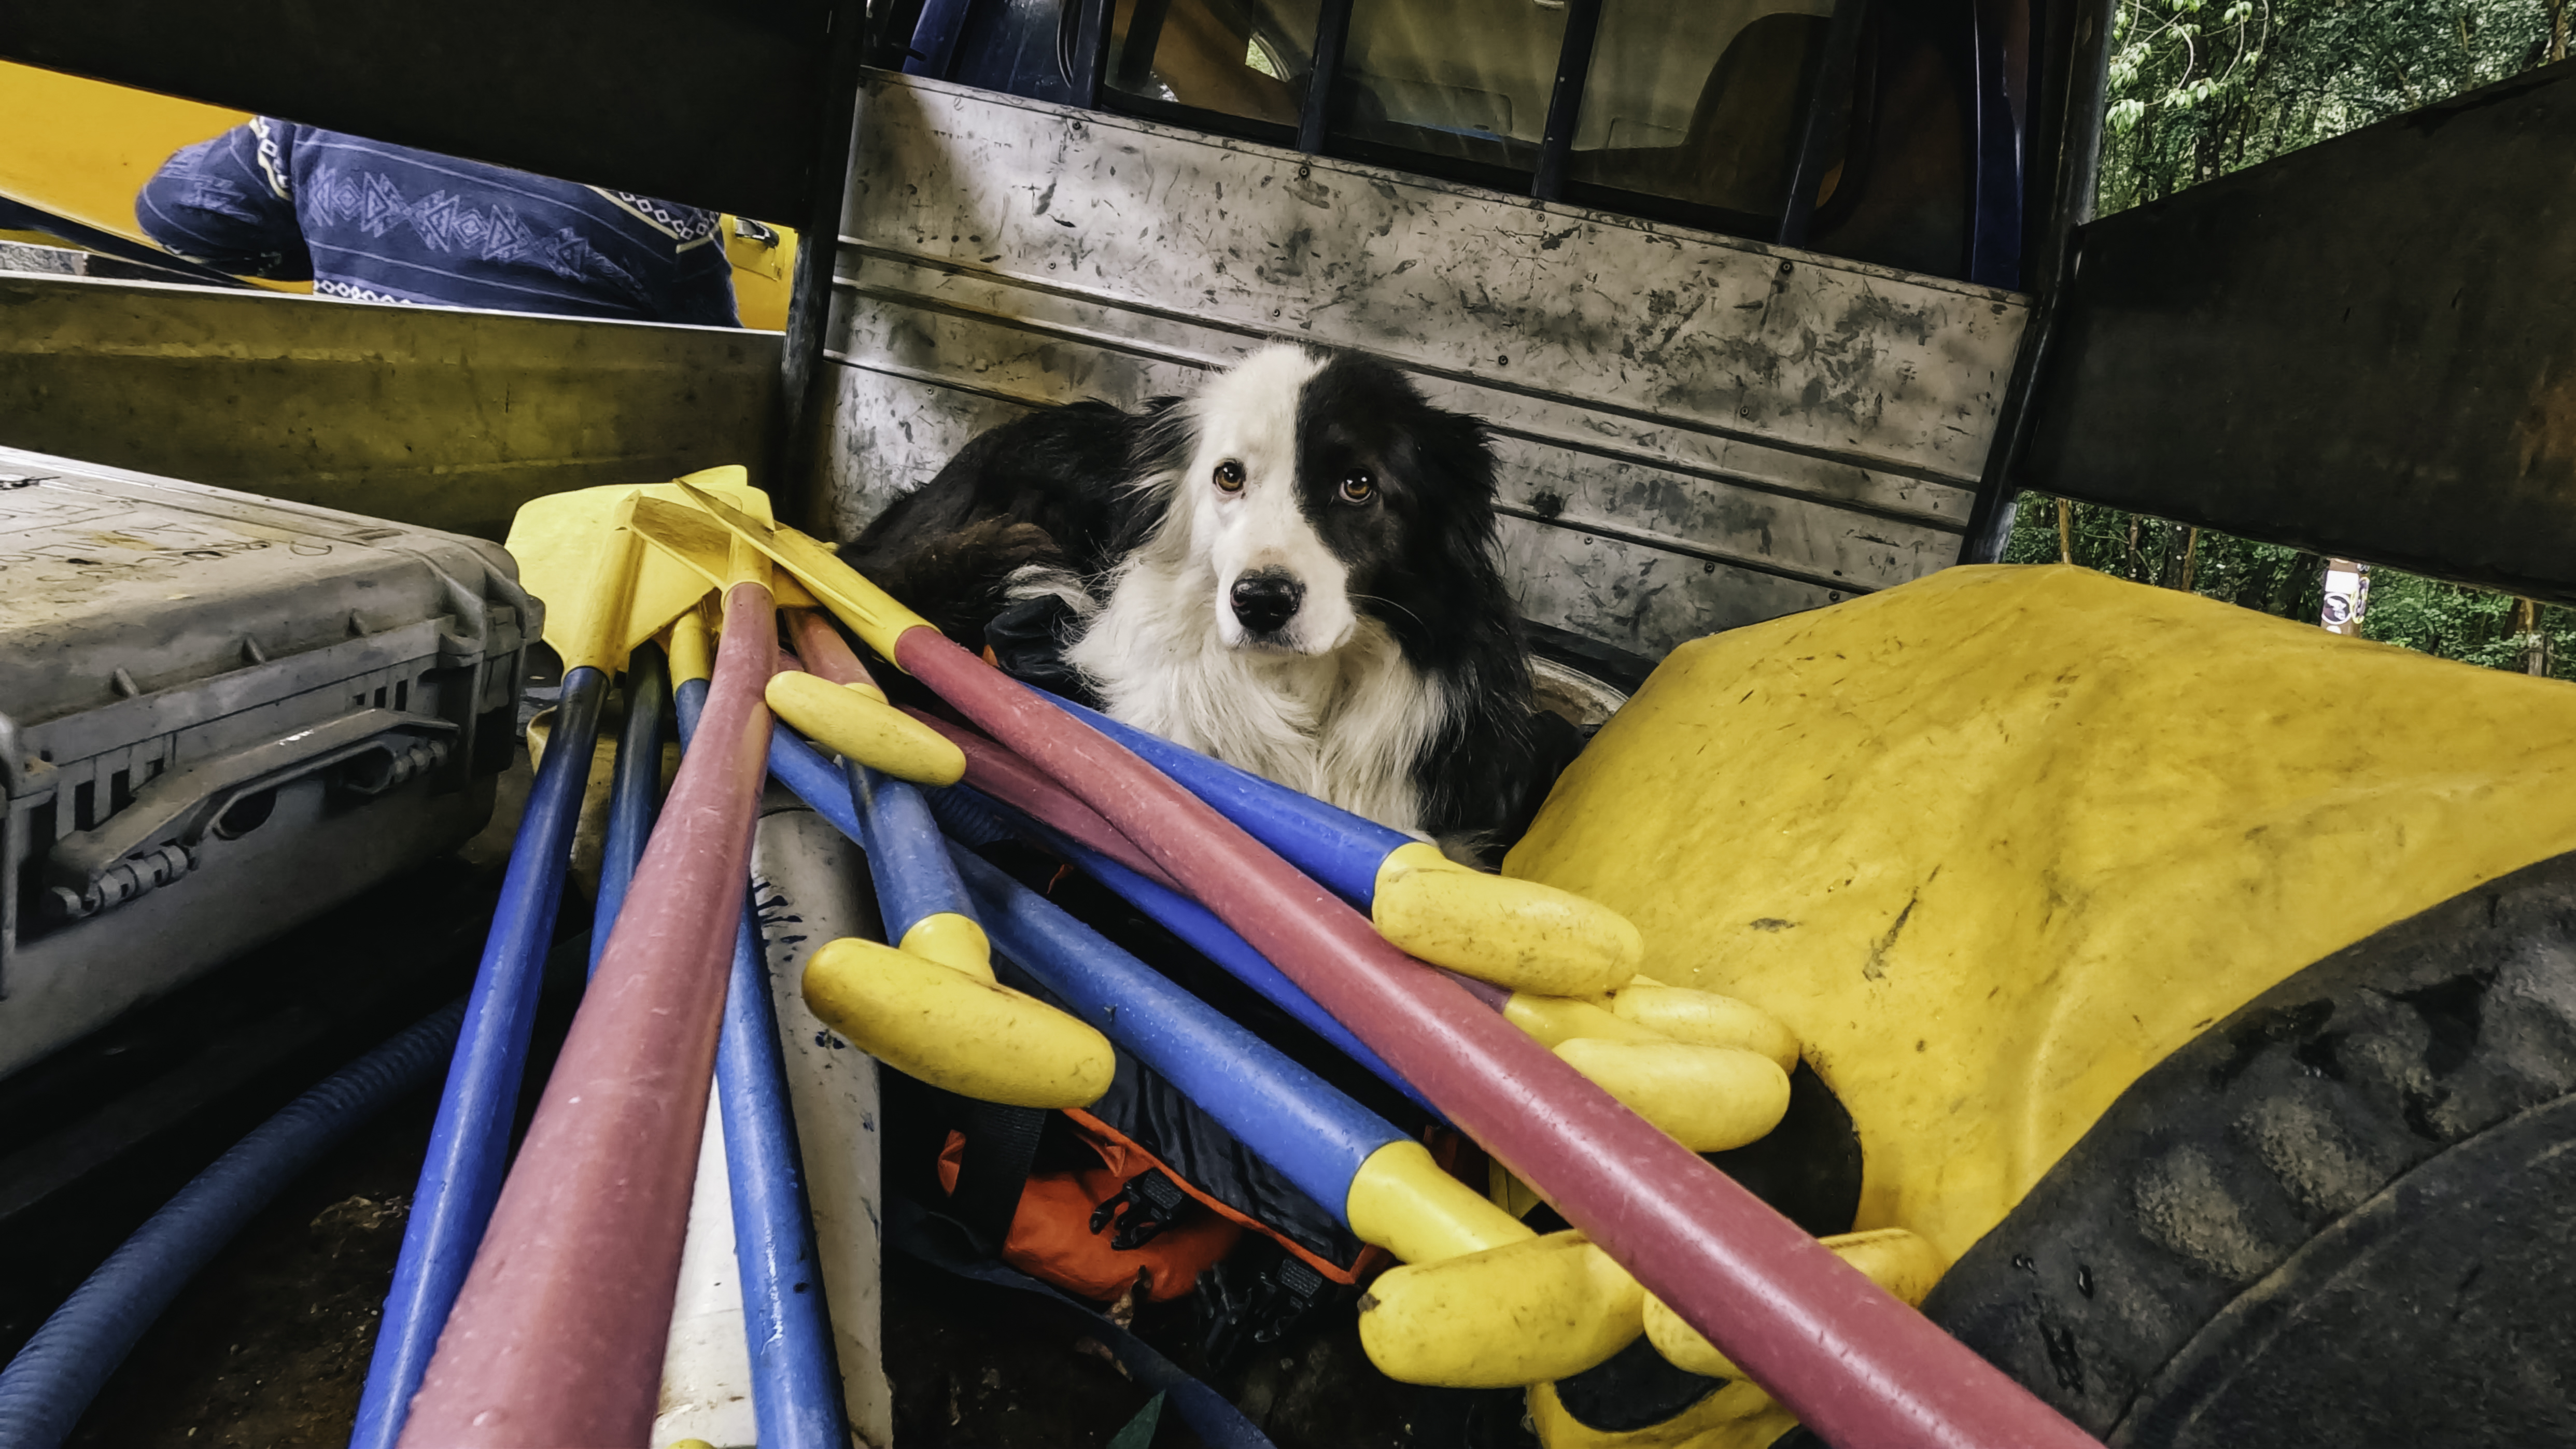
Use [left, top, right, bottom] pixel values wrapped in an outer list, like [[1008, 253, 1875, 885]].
[[1820, 848, 2576, 1447]]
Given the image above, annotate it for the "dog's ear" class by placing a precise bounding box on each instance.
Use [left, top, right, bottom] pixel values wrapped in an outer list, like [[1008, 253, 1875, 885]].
[[1130, 394, 1198, 484], [1403, 404, 1502, 515]]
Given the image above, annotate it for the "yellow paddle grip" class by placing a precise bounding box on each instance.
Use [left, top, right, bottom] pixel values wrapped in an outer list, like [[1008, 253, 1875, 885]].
[[765, 672, 966, 785], [1370, 843, 1641, 998], [801, 936, 1113, 1109], [1641, 1228, 1947, 1378]]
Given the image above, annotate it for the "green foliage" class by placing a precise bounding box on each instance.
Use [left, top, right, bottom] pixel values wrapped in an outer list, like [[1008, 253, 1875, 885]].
[[2002, 497, 2576, 679], [2099, 0, 2560, 209], [2014, 0, 2576, 680], [1999, 497, 2321, 619]]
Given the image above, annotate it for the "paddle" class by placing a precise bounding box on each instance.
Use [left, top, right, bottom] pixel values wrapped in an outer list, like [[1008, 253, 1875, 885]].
[[671, 627, 848, 1449], [591, 639, 671, 976], [918, 716, 1793, 1150], [1043, 695, 1641, 998], [619, 509, 1109, 1108], [397, 515, 780, 1447], [672, 485, 2104, 1449], [780, 610, 984, 974], [348, 487, 657, 1449]]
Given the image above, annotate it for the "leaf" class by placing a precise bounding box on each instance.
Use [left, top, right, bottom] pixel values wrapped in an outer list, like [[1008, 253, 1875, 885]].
[[1108, 1391, 1167, 1449]]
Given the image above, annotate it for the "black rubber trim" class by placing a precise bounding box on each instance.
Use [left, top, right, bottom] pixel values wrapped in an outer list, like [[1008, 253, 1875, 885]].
[[1910, 847, 2576, 1445]]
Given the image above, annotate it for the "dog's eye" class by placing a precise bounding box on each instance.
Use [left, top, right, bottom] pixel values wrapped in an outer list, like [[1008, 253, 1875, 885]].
[[1214, 460, 1246, 493], [1339, 471, 1375, 504]]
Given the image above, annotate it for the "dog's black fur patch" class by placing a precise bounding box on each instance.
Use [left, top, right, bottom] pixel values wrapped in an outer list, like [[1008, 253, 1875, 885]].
[[843, 353, 1571, 851]]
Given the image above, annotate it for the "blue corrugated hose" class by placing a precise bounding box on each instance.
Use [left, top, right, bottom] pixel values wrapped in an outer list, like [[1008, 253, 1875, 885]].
[[0, 1000, 468, 1449], [680, 678, 847, 1447], [348, 664, 608, 1449], [593, 644, 671, 976]]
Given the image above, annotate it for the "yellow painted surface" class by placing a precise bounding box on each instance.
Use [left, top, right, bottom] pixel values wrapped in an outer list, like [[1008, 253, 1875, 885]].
[[766, 671, 967, 785], [0, 62, 305, 291], [1500, 993, 1663, 1048], [1371, 841, 1641, 996], [1358, 1231, 1645, 1388], [626, 496, 823, 610], [1528, 1377, 1794, 1449], [803, 936, 1114, 1108], [554, 521, 642, 674], [723, 222, 797, 332], [668, 609, 714, 688], [1507, 564, 2576, 1263], [0, 61, 792, 320]]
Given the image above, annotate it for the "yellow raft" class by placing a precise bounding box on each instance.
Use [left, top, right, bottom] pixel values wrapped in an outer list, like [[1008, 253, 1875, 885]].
[[1504, 562, 2576, 1445]]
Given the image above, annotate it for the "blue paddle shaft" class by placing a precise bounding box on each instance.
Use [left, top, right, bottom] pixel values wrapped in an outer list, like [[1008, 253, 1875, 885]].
[[592, 643, 671, 976], [766, 721, 858, 839], [946, 845, 1404, 1225], [679, 683, 848, 1449], [1069, 846, 1443, 1121], [1042, 696, 1410, 906], [765, 719, 977, 945], [841, 762, 966, 944], [919, 781, 1439, 1119], [715, 897, 847, 1449], [349, 664, 607, 1449]]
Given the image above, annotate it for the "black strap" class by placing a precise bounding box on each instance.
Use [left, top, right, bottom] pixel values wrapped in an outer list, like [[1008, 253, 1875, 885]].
[[946, 1101, 1049, 1254]]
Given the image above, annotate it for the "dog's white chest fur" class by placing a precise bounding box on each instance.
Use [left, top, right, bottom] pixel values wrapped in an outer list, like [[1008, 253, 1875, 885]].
[[1063, 556, 1449, 836]]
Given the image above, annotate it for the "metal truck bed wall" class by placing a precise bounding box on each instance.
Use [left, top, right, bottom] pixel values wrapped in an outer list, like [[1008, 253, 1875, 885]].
[[0, 448, 531, 1080], [821, 72, 2034, 658], [0, 274, 783, 543]]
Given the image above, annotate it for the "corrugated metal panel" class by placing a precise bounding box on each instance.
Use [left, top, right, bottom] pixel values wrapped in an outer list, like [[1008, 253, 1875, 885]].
[[823, 72, 2031, 657]]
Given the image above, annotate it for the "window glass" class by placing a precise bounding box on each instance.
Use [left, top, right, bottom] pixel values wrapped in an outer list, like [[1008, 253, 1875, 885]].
[[1105, 0, 1324, 132], [1566, 0, 1835, 224], [1328, 0, 1570, 182]]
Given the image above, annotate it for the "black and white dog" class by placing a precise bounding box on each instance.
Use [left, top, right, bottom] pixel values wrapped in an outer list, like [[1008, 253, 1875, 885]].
[[847, 344, 1570, 854]]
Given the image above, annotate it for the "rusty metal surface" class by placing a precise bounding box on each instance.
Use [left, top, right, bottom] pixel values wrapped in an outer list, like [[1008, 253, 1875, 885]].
[[0, 275, 781, 540], [823, 72, 2030, 657]]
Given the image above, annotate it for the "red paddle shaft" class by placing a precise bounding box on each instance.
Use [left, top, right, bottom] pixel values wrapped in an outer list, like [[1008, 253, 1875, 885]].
[[909, 709, 1184, 891], [399, 582, 778, 1448], [787, 608, 879, 692], [896, 631, 2099, 1449]]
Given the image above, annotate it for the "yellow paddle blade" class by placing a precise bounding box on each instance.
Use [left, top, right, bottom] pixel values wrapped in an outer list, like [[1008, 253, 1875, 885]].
[[670, 481, 933, 665], [502, 467, 808, 665], [626, 497, 735, 592], [536, 514, 641, 676], [625, 496, 818, 608]]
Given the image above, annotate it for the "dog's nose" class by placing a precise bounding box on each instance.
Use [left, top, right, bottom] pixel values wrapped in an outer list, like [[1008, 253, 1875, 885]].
[[1229, 571, 1304, 635]]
